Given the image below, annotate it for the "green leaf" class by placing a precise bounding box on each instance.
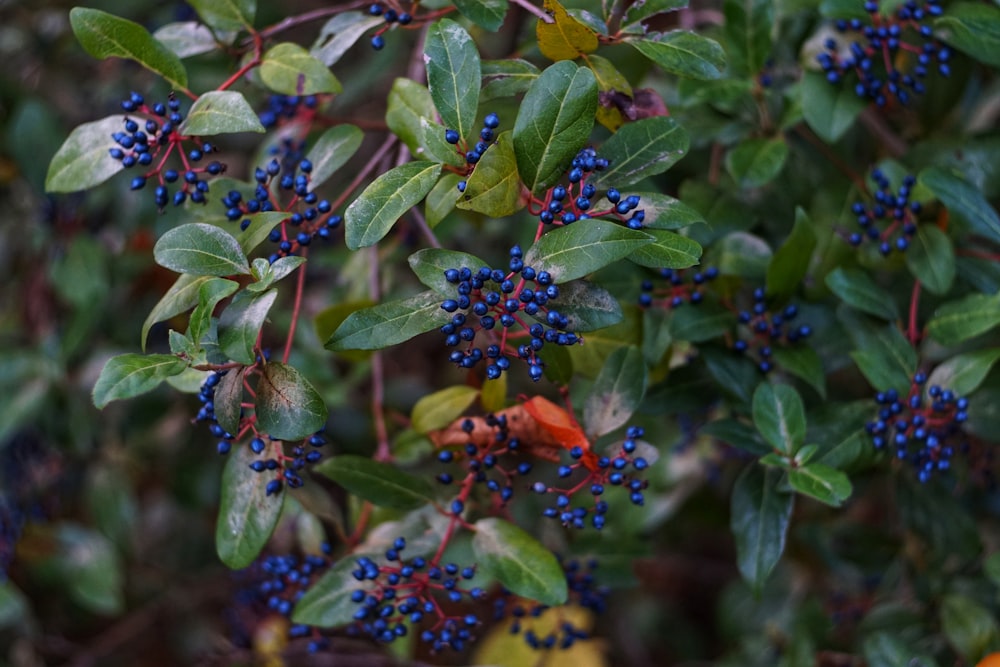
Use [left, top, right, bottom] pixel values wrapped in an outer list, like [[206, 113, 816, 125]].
[[179, 91, 265, 136], [408, 248, 489, 295], [154, 223, 250, 276], [669, 303, 732, 342], [255, 362, 328, 441], [641, 307, 673, 365], [188, 277, 240, 346], [310, 11, 382, 66], [583, 346, 647, 437], [93, 353, 187, 408], [589, 117, 690, 188], [513, 61, 598, 194], [608, 192, 704, 230], [726, 138, 788, 189], [523, 218, 653, 283], [412, 386, 481, 434], [313, 455, 436, 509], [260, 42, 342, 95], [386, 78, 436, 153], [934, 2, 1000, 67], [69, 8, 187, 89], [454, 0, 509, 31], [188, 0, 255, 32], [926, 292, 1000, 346], [920, 166, 1000, 245], [153, 22, 224, 58], [142, 274, 212, 350], [627, 229, 702, 269], [425, 19, 481, 143], [731, 465, 793, 594], [456, 131, 522, 216], [45, 115, 127, 193], [481, 59, 540, 101], [50, 523, 124, 614], [344, 161, 442, 250], [766, 208, 816, 302], [926, 348, 1000, 397], [419, 117, 467, 166], [554, 280, 624, 331], [0, 582, 28, 629], [752, 382, 806, 455], [800, 71, 866, 142], [771, 346, 826, 398], [624, 0, 689, 27], [472, 518, 568, 605], [218, 289, 278, 365], [839, 307, 916, 390], [305, 124, 363, 189], [723, 0, 774, 76], [216, 442, 284, 569], [788, 463, 852, 507], [626, 31, 727, 80], [905, 225, 955, 295], [235, 212, 289, 255], [213, 368, 245, 436], [825, 267, 900, 321], [425, 173, 463, 227], [326, 290, 451, 351], [292, 559, 369, 627], [714, 231, 772, 279], [941, 594, 1000, 662], [539, 344, 574, 384]]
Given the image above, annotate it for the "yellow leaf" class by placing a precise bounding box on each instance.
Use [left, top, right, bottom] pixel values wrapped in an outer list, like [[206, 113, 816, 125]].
[[472, 606, 608, 667], [537, 0, 599, 62], [585, 54, 632, 131]]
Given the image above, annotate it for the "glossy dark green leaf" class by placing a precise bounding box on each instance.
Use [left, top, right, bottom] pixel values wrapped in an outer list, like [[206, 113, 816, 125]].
[[752, 382, 805, 455], [702, 347, 760, 405], [626, 31, 726, 80], [788, 463, 852, 507], [180, 91, 264, 136], [218, 289, 278, 365], [305, 124, 363, 189], [311, 11, 383, 66], [919, 166, 1000, 244], [669, 303, 732, 342], [260, 43, 342, 95], [412, 386, 481, 434], [408, 248, 489, 295], [771, 346, 826, 398], [513, 61, 598, 194], [153, 22, 223, 58], [731, 465, 792, 594], [800, 71, 866, 143], [45, 115, 127, 193], [926, 292, 1000, 346], [934, 2, 1000, 67], [905, 225, 955, 295], [326, 290, 452, 351], [623, 0, 689, 27], [539, 344, 574, 384], [554, 280, 623, 332], [454, 0, 509, 31], [926, 348, 1000, 397], [941, 594, 999, 661], [188, 0, 255, 32], [723, 0, 773, 75], [213, 368, 245, 436], [216, 442, 284, 569], [523, 219, 652, 283], [627, 229, 702, 269], [154, 223, 250, 276], [254, 362, 328, 441], [589, 117, 690, 188], [292, 558, 370, 627], [825, 267, 900, 321], [235, 212, 289, 255], [247, 256, 305, 294], [583, 346, 647, 437], [344, 161, 442, 249], [766, 208, 816, 302], [481, 59, 540, 101], [188, 277, 239, 347], [69, 8, 187, 89], [456, 131, 522, 216], [313, 455, 436, 509], [726, 137, 788, 189], [641, 307, 672, 365], [839, 307, 916, 390], [425, 19, 481, 143], [93, 354, 187, 408], [419, 117, 467, 167], [473, 518, 568, 605]]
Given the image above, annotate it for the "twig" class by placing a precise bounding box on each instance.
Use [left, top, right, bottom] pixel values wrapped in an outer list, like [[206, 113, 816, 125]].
[[511, 0, 554, 23]]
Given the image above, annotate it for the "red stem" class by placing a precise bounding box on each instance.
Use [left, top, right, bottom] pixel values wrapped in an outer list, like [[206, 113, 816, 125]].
[[908, 279, 922, 345], [282, 248, 309, 364]]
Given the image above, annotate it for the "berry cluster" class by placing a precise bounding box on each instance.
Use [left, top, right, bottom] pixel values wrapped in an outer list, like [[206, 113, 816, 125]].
[[367, 3, 414, 50], [221, 140, 341, 263], [435, 414, 531, 503], [865, 373, 969, 483], [732, 289, 812, 373], [493, 558, 609, 650], [531, 426, 650, 531], [639, 266, 720, 308], [110, 92, 224, 207], [846, 170, 921, 256], [347, 538, 486, 651], [816, 0, 950, 106], [195, 370, 329, 496], [448, 112, 501, 187], [440, 246, 580, 381], [258, 94, 320, 129], [249, 548, 335, 653], [529, 148, 645, 230]]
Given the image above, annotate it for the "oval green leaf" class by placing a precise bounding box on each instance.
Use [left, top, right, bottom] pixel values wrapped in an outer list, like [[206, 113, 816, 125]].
[[188, 0, 255, 33], [216, 442, 284, 569], [905, 225, 955, 296], [260, 42, 342, 95], [627, 229, 703, 269], [255, 362, 329, 441], [412, 386, 480, 434], [926, 292, 1000, 346], [408, 248, 489, 295], [180, 91, 265, 136], [92, 353, 188, 409], [626, 31, 726, 80], [292, 558, 371, 627], [325, 290, 452, 351], [45, 115, 127, 193], [825, 267, 900, 321], [730, 465, 793, 594], [425, 19, 481, 144], [313, 455, 436, 509], [153, 223, 250, 277], [456, 131, 522, 216], [345, 161, 442, 250], [306, 124, 364, 189], [523, 218, 653, 283], [218, 289, 278, 365], [752, 382, 806, 455], [788, 463, 852, 507], [473, 517, 568, 606], [583, 345, 647, 438], [589, 117, 690, 189]]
